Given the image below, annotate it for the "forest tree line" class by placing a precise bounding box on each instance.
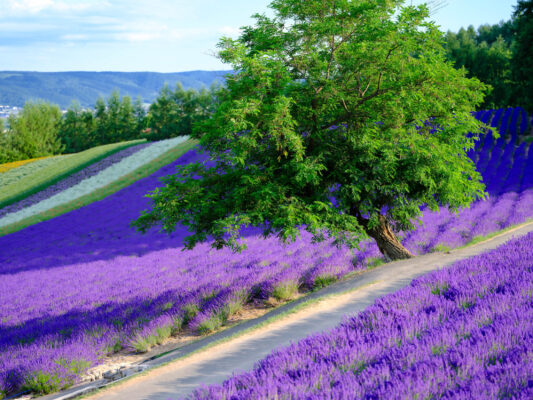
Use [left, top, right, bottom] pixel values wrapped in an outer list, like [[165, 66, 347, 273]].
[[0, 0, 531, 164], [0, 84, 218, 163], [443, 0, 532, 111]]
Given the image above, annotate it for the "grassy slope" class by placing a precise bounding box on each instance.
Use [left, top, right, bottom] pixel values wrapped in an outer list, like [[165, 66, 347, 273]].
[[0, 139, 146, 210], [0, 138, 198, 237], [0, 156, 53, 173]]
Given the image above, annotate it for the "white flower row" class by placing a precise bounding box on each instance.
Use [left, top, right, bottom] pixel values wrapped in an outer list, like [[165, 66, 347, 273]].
[[0, 136, 189, 228]]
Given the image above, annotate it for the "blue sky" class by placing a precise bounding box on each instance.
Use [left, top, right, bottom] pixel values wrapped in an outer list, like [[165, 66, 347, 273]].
[[0, 0, 517, 72]]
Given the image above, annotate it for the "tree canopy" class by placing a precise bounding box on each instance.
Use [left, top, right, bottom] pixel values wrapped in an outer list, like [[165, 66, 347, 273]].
[[133, 0, 488, 261], [443, 23, 513, 109], [512, 0, 533, 111], [147, 83, 218, 141], [0, 101, 63, 163]]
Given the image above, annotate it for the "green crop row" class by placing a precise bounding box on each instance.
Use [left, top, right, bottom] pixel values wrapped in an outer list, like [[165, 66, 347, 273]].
[[0, 139, 146, 209], [0, 138, 198, 237]]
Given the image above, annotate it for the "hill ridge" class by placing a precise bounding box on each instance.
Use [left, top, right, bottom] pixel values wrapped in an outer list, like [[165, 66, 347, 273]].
[[0, 70, 230, 108]]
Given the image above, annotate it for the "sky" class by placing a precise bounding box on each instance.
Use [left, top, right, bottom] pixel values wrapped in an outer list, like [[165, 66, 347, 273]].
[[0, 0, 518, 72]]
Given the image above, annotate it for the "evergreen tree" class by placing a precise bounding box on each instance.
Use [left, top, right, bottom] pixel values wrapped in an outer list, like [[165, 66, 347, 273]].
[[512, 0, 533, 111]]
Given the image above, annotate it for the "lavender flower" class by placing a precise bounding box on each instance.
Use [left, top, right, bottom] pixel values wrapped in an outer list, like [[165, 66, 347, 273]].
[[0, 107, 532, 397]]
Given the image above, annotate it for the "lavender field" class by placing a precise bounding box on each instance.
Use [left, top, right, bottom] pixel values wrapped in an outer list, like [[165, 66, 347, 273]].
[[189, 231, 533, 399], [0, 107, 532, 398]]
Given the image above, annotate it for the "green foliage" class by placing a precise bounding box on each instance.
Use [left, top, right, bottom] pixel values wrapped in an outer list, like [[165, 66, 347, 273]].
[[57, 358, 91, 375], [133, 0, 487, 261], [512, 0, 533, 111], [365, 257, 386, 270], [57, 102, 95, 153], [0, 101, 63, 163], [171, 315, 184, 335], [21, 358, 88, 396], [58, 91, 146, 153], [154, 324, 172, 345], [23, 371, 64, 395], [313, 274, 338, 289], [196, 313, 226, 335], [271, 280, 299, 301], [431, 283, 450, 296], [130, 322, 173, 352], [430, 243, 452, 253], [182, 303, 200, 324], [0, 156, 62, 188], [444, 25, 512, 109], [430, 345, 447, 356], [147, 83, 218, 141], [131, 333, 157, 353], [443, 2, 533, 111], [106, 336, 123, 354]]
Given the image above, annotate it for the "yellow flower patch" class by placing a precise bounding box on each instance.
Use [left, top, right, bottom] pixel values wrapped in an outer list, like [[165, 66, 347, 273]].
[[0, 156, 52, 173]]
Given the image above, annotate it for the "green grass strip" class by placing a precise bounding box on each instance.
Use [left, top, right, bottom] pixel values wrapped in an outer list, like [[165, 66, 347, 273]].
[[457, 218, 533, 249], [0, 139, 198, 237], [0, 156, 67, 187], [0, 139, 146, 209]]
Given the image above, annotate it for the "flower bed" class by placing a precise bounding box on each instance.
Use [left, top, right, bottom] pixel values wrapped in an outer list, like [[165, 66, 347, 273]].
[[0, 139, 146, 210], [188, 232, 533, 399], [0, 142, 151, 218], [0, 137, 187, 227], [0, 156, 53, 174], [0, 109, 531, 397]]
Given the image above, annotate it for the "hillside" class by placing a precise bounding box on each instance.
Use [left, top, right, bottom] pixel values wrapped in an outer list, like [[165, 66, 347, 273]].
[[0, 107, 532, 399], [0, 70, 230, 108]]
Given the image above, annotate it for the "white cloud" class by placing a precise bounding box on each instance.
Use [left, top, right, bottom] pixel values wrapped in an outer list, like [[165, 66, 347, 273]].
[[218, 26, 242, 37], [61, 33, 89, 41], [7, 0, 105, 14], [114, 25, 208, 42], [8, 0, 53, 13]]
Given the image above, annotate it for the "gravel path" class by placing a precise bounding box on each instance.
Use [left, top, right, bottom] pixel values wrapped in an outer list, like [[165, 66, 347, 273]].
[[0, 142, 151, 218], [0, 136, 189, 228], [49, 221, 533, 400]]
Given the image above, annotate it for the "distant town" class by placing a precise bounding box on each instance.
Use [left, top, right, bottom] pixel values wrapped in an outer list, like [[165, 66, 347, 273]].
[[0, 105, 20, 120]]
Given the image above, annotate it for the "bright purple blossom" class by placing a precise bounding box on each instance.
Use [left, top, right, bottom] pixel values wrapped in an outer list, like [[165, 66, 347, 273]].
[[187, 232, 533, 399], [0, 107, 532, 397]]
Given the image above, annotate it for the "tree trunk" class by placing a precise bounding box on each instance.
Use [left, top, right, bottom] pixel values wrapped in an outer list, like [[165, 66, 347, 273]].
[[366, 215, 414, 261]]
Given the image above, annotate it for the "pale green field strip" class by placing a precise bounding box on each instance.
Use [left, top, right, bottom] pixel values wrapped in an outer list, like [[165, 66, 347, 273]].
[[0, 156, 63, 181], [0, 140, 146, 209], [0, 138, 199, 237]]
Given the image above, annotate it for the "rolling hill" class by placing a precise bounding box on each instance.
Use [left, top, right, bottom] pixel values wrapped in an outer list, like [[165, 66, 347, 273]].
[[0, 70, 230, 108]]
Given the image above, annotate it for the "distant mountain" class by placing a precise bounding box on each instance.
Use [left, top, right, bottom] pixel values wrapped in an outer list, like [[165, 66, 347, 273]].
[[0, 70, 230, 108]]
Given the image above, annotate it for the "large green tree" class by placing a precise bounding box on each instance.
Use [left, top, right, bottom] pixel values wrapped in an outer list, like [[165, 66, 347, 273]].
[[133, 0, 487, 261]]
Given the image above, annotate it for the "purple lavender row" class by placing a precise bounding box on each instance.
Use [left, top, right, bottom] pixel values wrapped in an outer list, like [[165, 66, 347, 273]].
[[187, 232, 533, 400], [0, 109, 532, 397], [0, 179, 532, 396], [0, 142, 151, 218]]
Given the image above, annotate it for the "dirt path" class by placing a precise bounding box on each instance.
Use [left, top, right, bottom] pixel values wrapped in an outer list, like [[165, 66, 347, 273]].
[[44, 222, 533, 400]]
